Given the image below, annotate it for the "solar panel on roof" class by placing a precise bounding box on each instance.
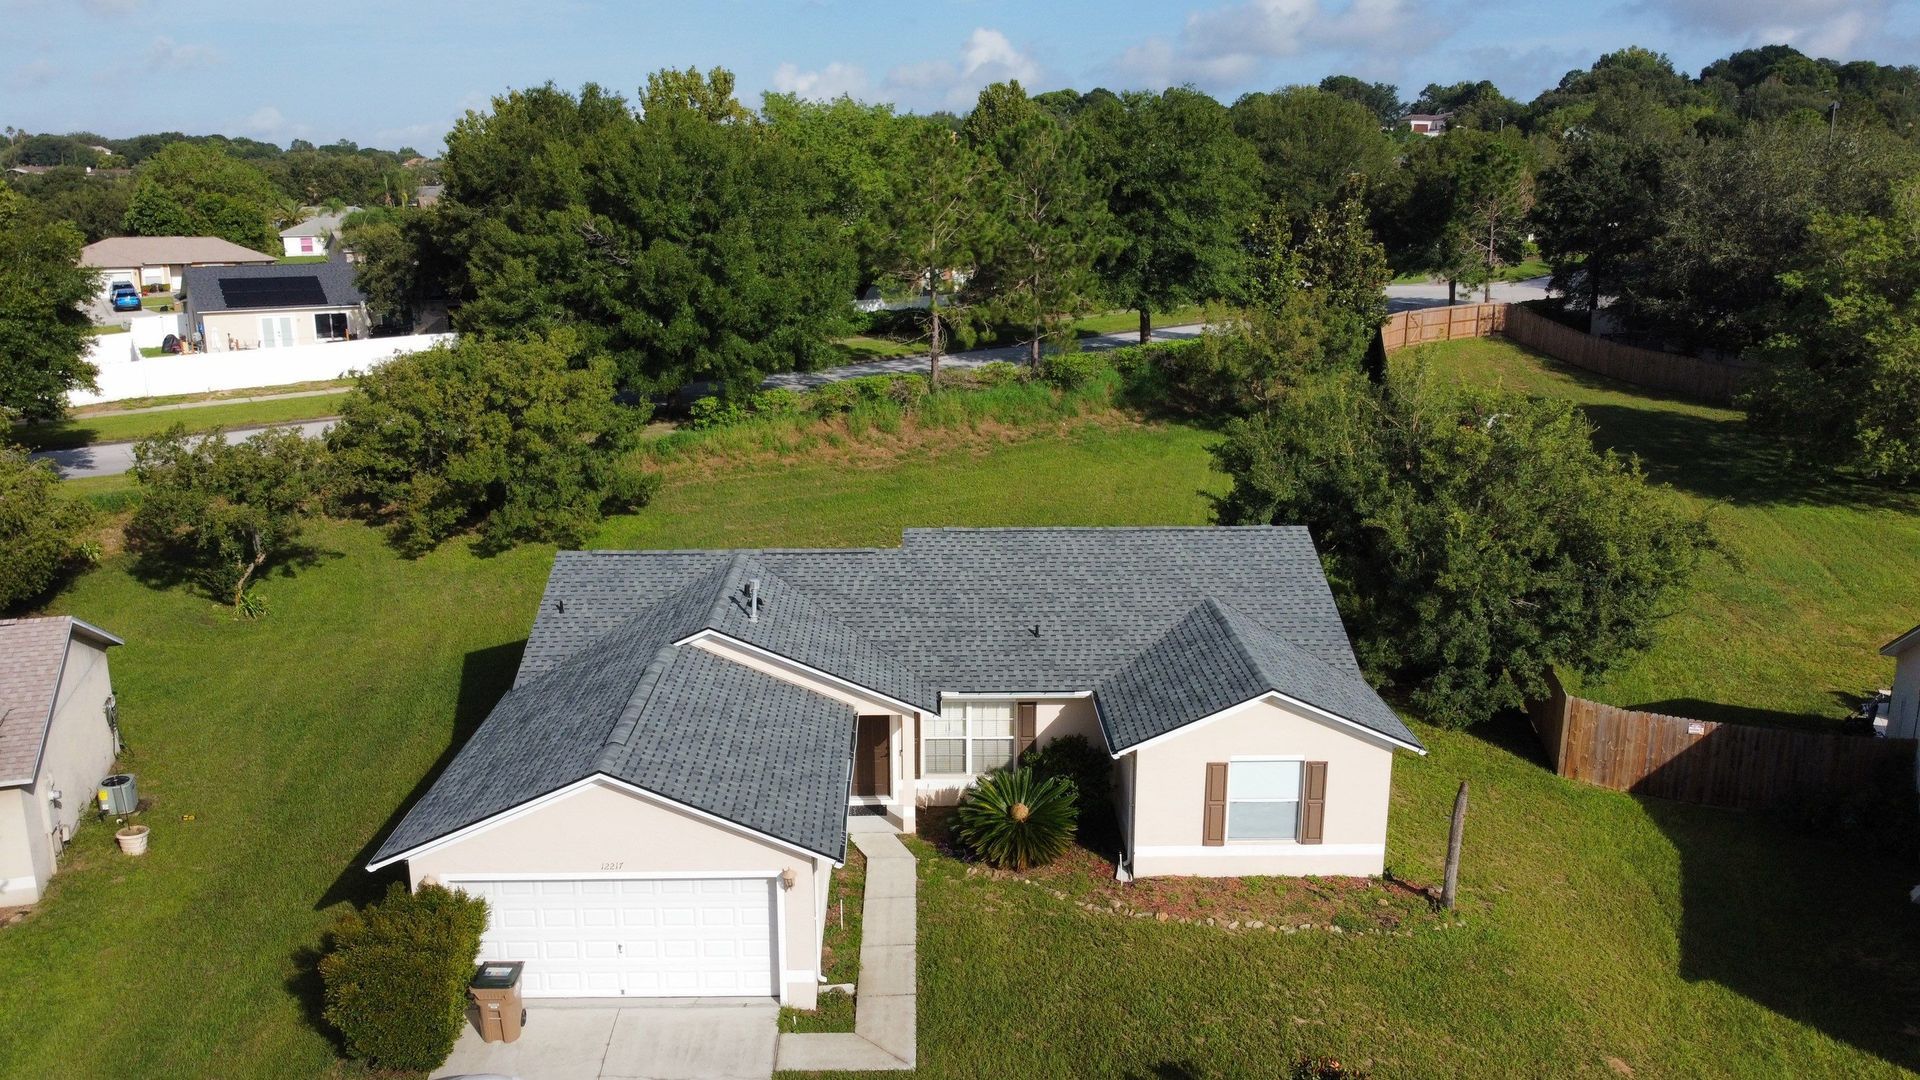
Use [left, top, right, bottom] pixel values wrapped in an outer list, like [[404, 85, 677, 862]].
[[216, 275, 327, 309]]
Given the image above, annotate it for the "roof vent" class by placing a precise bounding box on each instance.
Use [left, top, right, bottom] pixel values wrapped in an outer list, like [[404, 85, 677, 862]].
[[748, 578, 761, 623]]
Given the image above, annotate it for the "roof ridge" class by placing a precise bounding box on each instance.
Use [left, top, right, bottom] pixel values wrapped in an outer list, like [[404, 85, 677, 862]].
[[595, 643, 682, 769], [1196, 597, 1268, 692], [703, 553, 754, 629]]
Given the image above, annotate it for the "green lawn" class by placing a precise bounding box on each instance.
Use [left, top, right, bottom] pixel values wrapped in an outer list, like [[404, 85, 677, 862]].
[[7, 364, 1918, 1077], [823, 334, 922, 365], [12, 393, 350, 452], [140, 294, 176, 311], [87, 323, 129, 336], [1403, 335, 1920, 727], [278, 255, 330, 264], [825, 306, 1209, 371]]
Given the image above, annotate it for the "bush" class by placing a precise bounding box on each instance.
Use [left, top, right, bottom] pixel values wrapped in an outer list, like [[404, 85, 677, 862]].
[[1038, 350, 1108, 391], [326, 332, 654, 555], [953, 766, 1079, 870], [807, 381, 862, 417], [127, 425, 326, 609], [963, 360, 1024, 388], [1019, 734, 1112, 823], [686, 395, 749, 430], [0, 445, 96, 612], [320, 882, 489, 1073], [749, 388, 807, 419]]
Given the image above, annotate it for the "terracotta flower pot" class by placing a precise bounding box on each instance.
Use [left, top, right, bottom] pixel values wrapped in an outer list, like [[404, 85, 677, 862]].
[[115, 824, 149, 855]]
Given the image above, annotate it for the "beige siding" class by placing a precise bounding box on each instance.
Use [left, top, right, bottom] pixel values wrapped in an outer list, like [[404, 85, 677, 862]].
[[1890, 649, 1920, 740], [199, 306, 370, 352], [0, 637, 117, 906], [405, 779, 830, 1007], [1128, 696, 1395, 878], [916, 696, 1102, 806]]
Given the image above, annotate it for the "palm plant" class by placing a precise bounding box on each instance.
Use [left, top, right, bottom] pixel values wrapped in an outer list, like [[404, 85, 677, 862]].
[[953, 766, 1079, 870]]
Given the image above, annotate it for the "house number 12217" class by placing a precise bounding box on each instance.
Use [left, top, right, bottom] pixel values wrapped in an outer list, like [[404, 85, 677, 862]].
[[600, 861, 624, 871]]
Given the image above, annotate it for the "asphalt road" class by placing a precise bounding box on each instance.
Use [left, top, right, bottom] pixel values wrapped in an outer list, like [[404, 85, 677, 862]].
[[33, 418, 336, 480]]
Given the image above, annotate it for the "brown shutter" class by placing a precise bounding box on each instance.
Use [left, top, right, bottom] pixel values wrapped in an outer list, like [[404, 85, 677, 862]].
[[1202, 762, 1228, 846], [1015, 702, 1037, 760], [1300, 761, 1327, 844]]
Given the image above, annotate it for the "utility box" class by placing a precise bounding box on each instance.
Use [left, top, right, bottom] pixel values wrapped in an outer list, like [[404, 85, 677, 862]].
[[469, 962, 525, 1044]]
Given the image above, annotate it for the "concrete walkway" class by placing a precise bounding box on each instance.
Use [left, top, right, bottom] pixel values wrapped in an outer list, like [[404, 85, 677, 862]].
[[776, 829, 918, 1072], [433, 998, 778, 1080], [760, 324, 1206, 390]]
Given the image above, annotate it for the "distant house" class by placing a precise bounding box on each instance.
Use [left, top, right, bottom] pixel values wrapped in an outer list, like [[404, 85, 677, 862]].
[[279, 207, 358, 258], [80, 236, 275, 299], [1404, 113, 1451, 136], [0, 616, 124, 908], [1878, 626, 1920, 740], [184, 255, 369, 352], [414, 184, 444, 208]]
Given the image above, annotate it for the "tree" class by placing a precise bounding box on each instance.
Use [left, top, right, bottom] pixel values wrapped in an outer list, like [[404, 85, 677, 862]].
[[7, 166, 133, 242], [1412, 80, 1526, 132], [871, 119, 995, 385], [1211, 365, 1710, 727], [0, 187, 97, 422], [762, 93, 914, 283], [433, 78, 854, 395], [321, 882, 489, 1072], [325, 333, 655, 555], [1531, 103, 1683, 317], [965, 83, 1115, 365], [127, 426, 328, 609], [1230, 87, 1395, 225], [122, 142, 287, 252], [1376, 130, 1536, 301], [1319, 75, 1403, 127], [0, 446, 96, 613], [1258, 177, 1390, 363], [1744, 188, 1920, 480], [1085, 88, 1260, 341]]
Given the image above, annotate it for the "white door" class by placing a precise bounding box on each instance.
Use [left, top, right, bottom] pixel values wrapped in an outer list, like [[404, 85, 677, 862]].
[[456, 877, 780, 998], [258, 316, 295, 348]]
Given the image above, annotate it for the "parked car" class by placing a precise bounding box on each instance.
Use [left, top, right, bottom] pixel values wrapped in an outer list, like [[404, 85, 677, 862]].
[[110, 283, 142, 312]]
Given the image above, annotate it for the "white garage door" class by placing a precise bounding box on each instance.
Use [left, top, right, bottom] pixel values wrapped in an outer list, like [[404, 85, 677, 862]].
[[457, 877, 779, 998]]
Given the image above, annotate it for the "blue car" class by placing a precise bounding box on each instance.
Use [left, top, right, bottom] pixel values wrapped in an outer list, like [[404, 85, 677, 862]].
[[110, 283, 142, 312]]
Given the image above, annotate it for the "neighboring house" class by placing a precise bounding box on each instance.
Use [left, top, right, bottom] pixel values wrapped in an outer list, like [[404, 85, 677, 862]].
[[414, 184, 443, 207], [184, 255, 370, 352], [80, 236, 275, 300], [0, 617, 124, 908], [1404, 112, 1452, 135], [1878, 626, 1920, 740], [368, 527, 1423, 1006], [279, 207, 358, 258]]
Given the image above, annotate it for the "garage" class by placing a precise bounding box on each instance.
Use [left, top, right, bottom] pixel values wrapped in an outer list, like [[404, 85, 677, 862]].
[[452, 875, 781, 998]]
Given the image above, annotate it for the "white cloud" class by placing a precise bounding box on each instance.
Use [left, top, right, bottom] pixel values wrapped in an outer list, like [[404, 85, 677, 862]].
[[1635, 0, 1890, 57], [147, 35, 219, 70], [771, 60, 870, 100], [238, 105, 312, 144], [1111, 0, 1438, 91], [883, 28, 1042, 109]]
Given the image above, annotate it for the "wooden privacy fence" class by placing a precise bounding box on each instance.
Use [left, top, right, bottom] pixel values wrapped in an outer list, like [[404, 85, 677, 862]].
[[1380, 303, 1507, 351], [1527, 671, 1916, 810], [1501, 305, 1756, 405], [1378, 301, 1757, 406]]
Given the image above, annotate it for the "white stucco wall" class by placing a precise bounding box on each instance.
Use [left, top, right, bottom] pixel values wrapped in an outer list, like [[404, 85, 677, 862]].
[[199, 305, 371, 352], [404, 779, 831, 1007], [0, 635, 118, 907], [916, 696, 1103, 806], [1126, 695, 1397, 878]]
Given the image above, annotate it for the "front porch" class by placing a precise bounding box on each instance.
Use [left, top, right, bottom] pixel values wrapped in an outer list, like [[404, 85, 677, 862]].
[[849, 713, 916, 834]]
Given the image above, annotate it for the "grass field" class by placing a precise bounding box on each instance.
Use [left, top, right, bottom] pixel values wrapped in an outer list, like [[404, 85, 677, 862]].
[[5, 344, 1917, 1078], [1403, 335, 1920, 727], [13, 393, 350, 452]]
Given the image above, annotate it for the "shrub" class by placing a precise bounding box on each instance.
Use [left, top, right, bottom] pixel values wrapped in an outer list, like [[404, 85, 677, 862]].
[[127, 425, 326, 608], [807, 381, 862, 417], [1019, 734, 1112, 823], [0, 445, 96, 612], [964, 361, 1024, 388], [326, 332, 654, 555], [953, 766, 1079, 870], [686, 395, 749, 430], [749, 388, 807, 419], [320, 882, 489, 1073], [1038, 350, 1108, 391], [885, 373, 929, 407]]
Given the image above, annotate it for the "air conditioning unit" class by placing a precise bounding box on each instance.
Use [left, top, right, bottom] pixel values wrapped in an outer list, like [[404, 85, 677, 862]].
[[97, 774, 138, 815]]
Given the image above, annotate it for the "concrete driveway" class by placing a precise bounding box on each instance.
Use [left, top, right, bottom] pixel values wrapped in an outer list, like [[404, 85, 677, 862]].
[[434, 999, 778, 1080]]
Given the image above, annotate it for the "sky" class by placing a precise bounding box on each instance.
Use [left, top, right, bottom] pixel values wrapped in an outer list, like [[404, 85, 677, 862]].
[[5, 0, 1918, 153]]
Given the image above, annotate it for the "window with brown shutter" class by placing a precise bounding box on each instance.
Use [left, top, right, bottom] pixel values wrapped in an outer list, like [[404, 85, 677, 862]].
[[1300, 761, 1327, 844], [1015, 702, 1037, 760], [1203, 762, 1229, 845]]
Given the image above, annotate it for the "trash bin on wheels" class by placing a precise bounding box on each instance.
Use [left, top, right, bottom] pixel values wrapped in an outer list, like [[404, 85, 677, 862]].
[[469, 961, 526, 1044]]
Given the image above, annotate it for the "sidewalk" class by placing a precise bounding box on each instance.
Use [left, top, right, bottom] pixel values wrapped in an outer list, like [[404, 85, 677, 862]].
[[775, 828, 917, 1071]]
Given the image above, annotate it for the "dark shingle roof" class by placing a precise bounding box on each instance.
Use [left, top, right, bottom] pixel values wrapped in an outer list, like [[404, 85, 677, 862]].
[[376, 527, 1416, 870], [184, 256, 364, 321], [369, 577, 855, 865], [1095, 599, 1419, 752]]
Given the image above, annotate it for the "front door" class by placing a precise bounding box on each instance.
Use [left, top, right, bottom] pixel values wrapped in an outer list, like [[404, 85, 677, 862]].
[[853, 715, 891, 798]]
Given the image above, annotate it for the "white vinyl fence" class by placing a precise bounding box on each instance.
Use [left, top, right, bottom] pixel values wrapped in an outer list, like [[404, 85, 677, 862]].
[[73, 333, 453, 406]]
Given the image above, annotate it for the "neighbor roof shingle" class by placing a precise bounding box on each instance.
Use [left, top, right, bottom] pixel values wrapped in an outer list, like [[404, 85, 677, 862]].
[[80, 236, 276, 268]]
